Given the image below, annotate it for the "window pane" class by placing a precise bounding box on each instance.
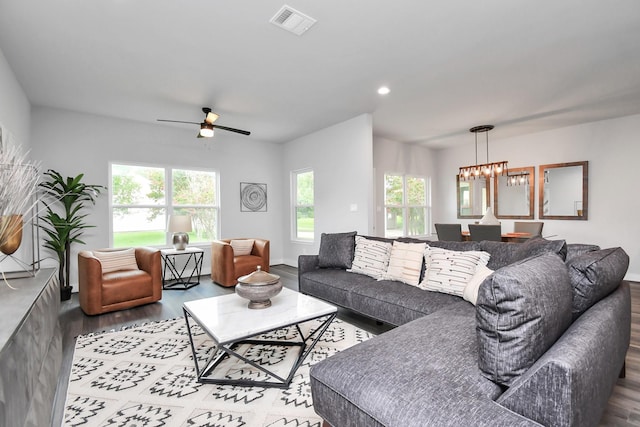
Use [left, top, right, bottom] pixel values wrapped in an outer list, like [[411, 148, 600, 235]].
[[296, 206, 314, 240], [172, 207, 217, 243], [385, 207, 404, 238], [296, 171, 314, 205], [113, 207, 166, 247], [111, 164, 165, 205], [408, 207, 426, 235], [407, 177, 426, 205], [385, 174, 403, 205], [172, 169, 216, 205]]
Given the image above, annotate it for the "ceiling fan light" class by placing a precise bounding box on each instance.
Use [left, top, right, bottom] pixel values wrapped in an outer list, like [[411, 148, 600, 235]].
[[199, 123, 214, 138], [205, 112, 219, 124]]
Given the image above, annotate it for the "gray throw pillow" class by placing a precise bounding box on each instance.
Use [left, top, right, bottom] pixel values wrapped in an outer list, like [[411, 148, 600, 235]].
[[565, 243, 601, 263], [568, 247, 629, 319], [318, 231, 357, 269], [476, 253, 572, 386]]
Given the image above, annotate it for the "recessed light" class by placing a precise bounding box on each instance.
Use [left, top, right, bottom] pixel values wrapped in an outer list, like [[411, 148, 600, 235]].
[[377, 86, 390, 95]]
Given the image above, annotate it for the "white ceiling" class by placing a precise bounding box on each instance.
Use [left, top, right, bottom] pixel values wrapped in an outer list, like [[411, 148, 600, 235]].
[[1, 0, 639, 148]]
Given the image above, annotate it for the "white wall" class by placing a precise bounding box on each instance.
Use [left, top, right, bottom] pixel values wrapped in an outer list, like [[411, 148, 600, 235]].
[[0, 48, 34, 275], [373, 137, 438, 237], [30, 106, 285, 286], [281, 114, 373, 265], [433, 114, 640, 280], [0, 49, 30, 149]]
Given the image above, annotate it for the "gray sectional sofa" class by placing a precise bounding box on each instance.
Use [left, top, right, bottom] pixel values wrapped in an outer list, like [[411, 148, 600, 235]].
[[298, 233, 631, 427]]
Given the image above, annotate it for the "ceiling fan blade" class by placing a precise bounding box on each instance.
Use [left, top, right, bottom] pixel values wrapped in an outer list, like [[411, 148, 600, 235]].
[[157, 119, 200, 125], [212, 124, 251, 136]]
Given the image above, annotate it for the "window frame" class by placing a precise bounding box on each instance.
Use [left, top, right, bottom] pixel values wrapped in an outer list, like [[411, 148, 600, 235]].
[[383, 173, 430, 238], [109, 162, 220, 248], [291, 168, 314, 243]]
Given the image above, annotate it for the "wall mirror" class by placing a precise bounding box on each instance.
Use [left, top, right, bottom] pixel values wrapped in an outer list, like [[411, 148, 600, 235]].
[[493, 167, 535, 219], [457, 175, 490, 219], [539, 161, 588, 220]]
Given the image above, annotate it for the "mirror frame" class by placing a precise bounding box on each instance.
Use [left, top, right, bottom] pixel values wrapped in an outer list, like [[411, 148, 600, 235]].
[[456, 175, 490, 219], [539, 161, 589, 220], [493, 166, 535, 219]]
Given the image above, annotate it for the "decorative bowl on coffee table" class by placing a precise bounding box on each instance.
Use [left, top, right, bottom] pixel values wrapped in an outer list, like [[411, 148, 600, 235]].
[[235, 266, 282, 309]]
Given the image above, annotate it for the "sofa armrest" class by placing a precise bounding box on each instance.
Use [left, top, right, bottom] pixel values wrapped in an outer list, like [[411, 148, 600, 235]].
[[211, 240, 236, 286], [252, 239, 270, 271], [135, 247, 162, 299], [298, 255, 319, 275], [78, 251, 104, 315]]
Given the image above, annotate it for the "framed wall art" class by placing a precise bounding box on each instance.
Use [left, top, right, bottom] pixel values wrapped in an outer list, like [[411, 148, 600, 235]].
[[240, 182, 267, 212]]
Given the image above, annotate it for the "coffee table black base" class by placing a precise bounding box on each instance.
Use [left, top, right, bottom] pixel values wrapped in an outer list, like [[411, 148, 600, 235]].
[[184, 310, 337, 388]]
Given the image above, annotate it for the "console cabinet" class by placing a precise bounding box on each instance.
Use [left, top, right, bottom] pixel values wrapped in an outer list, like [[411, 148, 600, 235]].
[[0, 269, 61, 427]]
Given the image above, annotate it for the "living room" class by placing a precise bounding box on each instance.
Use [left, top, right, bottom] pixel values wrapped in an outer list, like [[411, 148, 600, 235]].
[[1, 1, 640, 426]]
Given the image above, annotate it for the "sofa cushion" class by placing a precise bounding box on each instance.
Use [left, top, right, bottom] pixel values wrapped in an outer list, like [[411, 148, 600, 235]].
[[230, 239, 254, 256], [512, 237, 567, 263], [567, 247, 629, 319], [565, 243, 601, 263], [383, 241, 426, 286], [93, 248, 138, 274], [318, 231, 356, 269], [479, 241, 518, 270], [348, 236, 392, 279], [476, 253, 573, 386], [420, 247, 490, 297]]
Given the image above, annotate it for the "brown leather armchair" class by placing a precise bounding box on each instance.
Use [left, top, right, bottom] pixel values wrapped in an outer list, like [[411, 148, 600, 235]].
[[211, 238, 270, 287], [78, 247, 162, 315]]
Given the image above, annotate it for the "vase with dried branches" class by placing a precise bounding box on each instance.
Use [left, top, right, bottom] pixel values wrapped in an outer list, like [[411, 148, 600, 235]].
[[0, 145, 40, 275]]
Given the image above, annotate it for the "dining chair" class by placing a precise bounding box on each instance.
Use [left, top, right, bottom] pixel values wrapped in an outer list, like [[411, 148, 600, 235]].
[[435, 223, 463, 242], [468, 224, 502, 242], [514, 221, 544, 237]]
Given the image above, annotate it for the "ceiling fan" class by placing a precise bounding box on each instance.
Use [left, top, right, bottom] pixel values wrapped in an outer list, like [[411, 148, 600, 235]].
[[157, 107, 251, 138]]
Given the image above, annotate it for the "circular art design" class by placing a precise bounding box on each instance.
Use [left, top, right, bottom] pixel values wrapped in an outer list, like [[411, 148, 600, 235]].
[[241, 183, 267, 212]]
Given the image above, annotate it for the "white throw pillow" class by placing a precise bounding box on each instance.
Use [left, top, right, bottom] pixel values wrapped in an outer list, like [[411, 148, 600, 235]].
[[383, 241, 427, 286], [93, 248, 138, 274], [230, 239, 255, 256], [420, 247, 490, 297], [348, 236, 393, 279], [463, 264, 494, 305]]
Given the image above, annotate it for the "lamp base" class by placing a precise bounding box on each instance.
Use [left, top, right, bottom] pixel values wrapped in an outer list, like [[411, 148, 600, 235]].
[[172, 232, 189, 250]]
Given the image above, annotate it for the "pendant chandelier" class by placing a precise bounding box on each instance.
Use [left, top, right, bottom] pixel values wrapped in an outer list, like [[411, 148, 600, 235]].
[[458, 125, 507, 180], [506, 171, 530, 186]]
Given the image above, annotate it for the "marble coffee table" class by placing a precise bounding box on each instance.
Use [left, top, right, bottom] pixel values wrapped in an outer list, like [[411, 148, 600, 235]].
[[182, 287, 337, 388]]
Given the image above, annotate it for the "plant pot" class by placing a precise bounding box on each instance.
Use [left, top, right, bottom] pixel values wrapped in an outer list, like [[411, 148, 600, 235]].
[[0, 214, 23, 255], [60, 286, 73, 301]]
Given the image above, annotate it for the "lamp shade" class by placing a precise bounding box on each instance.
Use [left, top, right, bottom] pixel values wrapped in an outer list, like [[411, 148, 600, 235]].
[[167, 215, 193, 233]]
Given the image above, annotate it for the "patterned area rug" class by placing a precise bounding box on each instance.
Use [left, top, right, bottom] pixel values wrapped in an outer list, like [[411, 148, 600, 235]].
[[63, 316, 372, 426]]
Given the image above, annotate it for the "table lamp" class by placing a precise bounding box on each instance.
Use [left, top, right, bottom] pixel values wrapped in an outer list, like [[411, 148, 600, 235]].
[[167, 215, 192, 250]]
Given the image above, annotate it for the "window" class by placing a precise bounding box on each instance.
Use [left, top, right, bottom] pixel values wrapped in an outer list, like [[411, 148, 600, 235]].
[[111, 163, 219, 247], [384, 174, 429, 238], [292, 169, 314, 241]]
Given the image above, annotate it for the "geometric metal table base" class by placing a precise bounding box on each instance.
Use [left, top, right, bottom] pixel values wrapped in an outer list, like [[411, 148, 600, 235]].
[[183, 309, 337, 389], [161, 248, 204, 290]]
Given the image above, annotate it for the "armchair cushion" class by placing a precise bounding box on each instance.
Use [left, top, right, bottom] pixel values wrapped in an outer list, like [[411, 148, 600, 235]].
[[93, 248, 139, 273], [230, 239, 255, 256]]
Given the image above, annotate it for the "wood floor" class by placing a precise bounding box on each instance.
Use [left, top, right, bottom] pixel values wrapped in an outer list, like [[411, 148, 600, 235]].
[[52, 266, 640, 426]]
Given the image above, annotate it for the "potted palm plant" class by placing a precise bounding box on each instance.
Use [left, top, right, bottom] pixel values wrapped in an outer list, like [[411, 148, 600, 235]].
[[39, 170, 105, 300]]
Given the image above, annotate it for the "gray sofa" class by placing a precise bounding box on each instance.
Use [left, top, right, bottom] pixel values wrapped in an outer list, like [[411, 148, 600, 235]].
[[298, 234, 631, 427]]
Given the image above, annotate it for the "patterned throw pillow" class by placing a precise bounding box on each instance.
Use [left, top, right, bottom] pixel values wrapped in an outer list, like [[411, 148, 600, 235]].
[[93, 248, 139, 274], [420, 246, 490, 297], [230, 239, 255, 256], [348, 236, 393, 279], [383, 241, 427, 286], [462, 264, 494, 305]]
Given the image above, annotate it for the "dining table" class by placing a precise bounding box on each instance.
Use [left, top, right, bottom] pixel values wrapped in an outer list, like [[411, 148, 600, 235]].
[[461, 231, 532, 242]]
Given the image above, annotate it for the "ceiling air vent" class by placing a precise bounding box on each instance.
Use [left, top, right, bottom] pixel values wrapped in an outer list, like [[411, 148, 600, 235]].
[[270, 5, 317, 36]]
